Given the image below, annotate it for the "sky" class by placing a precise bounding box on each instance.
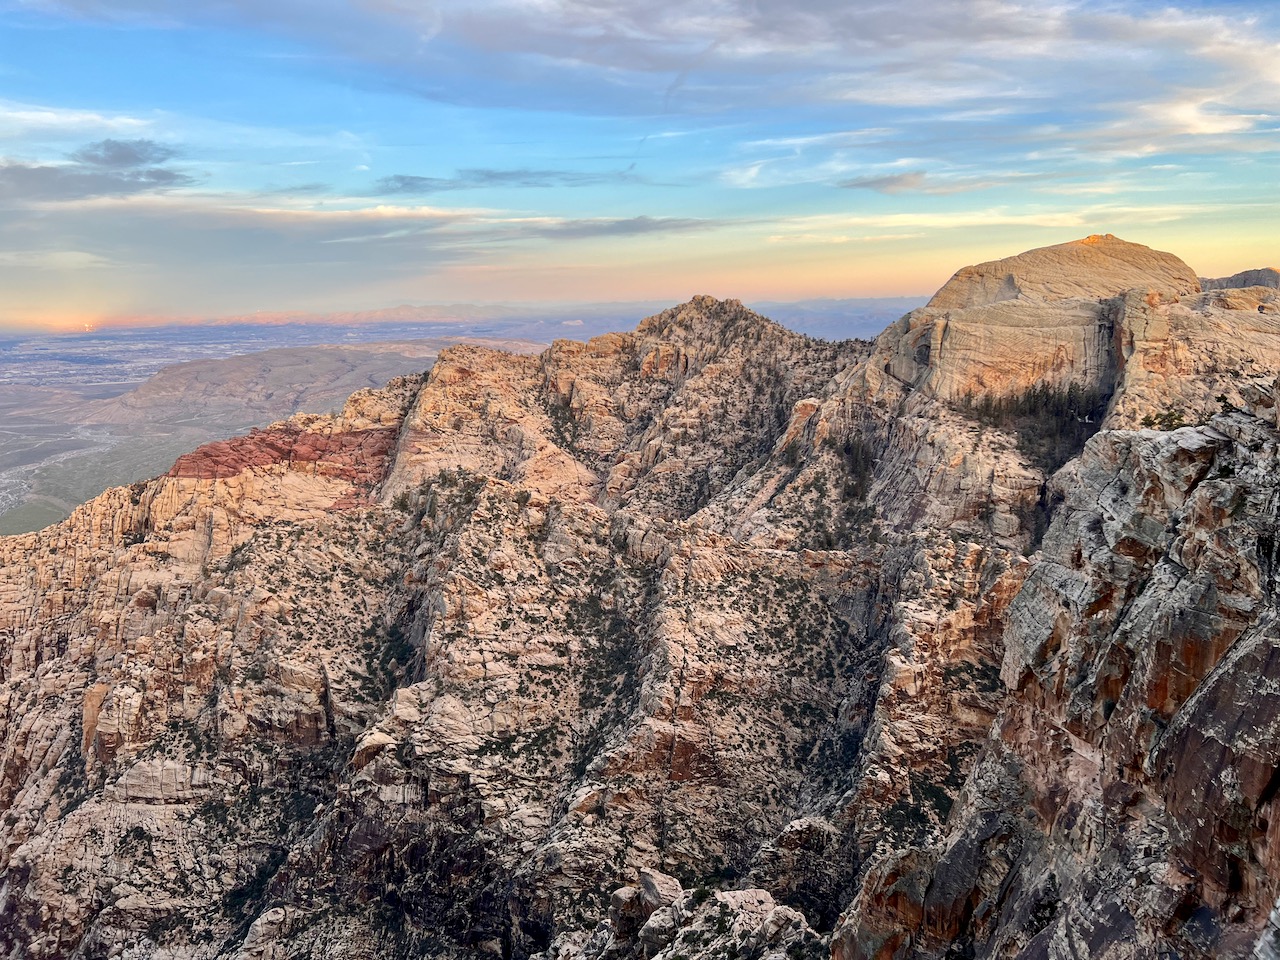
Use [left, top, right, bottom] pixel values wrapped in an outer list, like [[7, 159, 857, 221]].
[[0, 0, 1278, 330]]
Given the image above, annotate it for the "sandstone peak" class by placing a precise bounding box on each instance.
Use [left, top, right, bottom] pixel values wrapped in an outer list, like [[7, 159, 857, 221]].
[[926, 234, 1200, 310], [1201, 266, 1280, 291], [634, 294, 786, 344], [6, 238, 1280, 960]]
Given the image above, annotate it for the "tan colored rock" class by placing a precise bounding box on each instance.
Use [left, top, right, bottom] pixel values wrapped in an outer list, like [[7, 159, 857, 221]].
[[927, 234, 1200, 310], [3, 240, 1280, 960], [1201, 267, 1280, 291], [105, 759, 211, 803]]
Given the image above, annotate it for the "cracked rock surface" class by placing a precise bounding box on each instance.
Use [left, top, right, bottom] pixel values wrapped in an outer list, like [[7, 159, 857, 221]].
[[4, 238, 1280, 959]]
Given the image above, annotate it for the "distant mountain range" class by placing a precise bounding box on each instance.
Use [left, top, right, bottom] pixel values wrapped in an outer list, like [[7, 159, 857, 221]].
[[81, 296, 929, 343], [0, 299, 925, 534]]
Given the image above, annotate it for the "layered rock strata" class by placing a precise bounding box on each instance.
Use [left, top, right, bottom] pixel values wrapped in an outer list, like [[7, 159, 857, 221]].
[[2, 239, 1280, 959]]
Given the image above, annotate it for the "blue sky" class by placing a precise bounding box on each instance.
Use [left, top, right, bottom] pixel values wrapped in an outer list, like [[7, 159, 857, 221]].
[[0, 0, 1277, 328]]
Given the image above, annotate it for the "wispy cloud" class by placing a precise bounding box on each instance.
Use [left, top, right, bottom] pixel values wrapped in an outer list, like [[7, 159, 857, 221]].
[[0, 137, 194, 201], [375, 167, 642, 195], [0, 248, 112, 268], [767, 231, 926, 245], [375, 173, 454, 195], [838, 171, 927, 194], [765, 199, 1272, 238], [769, 208, 1095, 234], [69, 137, 178, 167], [3, 0, 1279, 318], [521, 214, 716, 239], [832, 168, 1076, 196], [0, 98, 151, 138], [745, 128, 898, 150], [0, 186, 744, 321], [18, 2, 1280, 158]]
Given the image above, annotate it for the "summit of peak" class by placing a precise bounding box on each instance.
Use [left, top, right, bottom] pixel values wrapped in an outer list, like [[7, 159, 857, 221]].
[[926, 235, 1200, 311], [634, 295, 781, 342]]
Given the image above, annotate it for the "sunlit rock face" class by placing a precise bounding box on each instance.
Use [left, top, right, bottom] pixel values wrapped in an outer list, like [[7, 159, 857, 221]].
[[3, 239, 1280, 960], [1201, 267, 1280, 291], [862, 235, 1280, 436]]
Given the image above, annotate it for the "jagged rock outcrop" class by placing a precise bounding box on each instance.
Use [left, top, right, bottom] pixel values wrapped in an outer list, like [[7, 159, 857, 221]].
[[1201, 268, 1280, 291], [863, 235, 1280, 433], [862, 235, 1190, 403], [2, 239, 1280, 960], [835, 404, 1280, 958]]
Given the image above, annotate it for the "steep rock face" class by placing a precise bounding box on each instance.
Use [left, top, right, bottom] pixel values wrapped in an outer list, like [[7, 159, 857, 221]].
[[862, 237, 1280, 435], [2, 240, 1280, 960], [861, 235, 1198, 404], [1106, 288, 1280, 429], [0, 302, 892, 960], [836, 401, 1280, 959], [0, 377, 424, 955]]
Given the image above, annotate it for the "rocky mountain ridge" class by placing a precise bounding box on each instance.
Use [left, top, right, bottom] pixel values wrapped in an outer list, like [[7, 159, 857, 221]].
[[2, 236, 1280, 959], [1201, 268, 1280, 291], [0, 338, 545, 537]]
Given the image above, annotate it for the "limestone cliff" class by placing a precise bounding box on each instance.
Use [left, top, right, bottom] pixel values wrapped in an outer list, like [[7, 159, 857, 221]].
[[2, 240, 1280, 960]]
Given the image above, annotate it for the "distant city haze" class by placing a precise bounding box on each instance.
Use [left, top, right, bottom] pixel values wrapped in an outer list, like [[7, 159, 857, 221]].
[[1, 1, 1278, 329]]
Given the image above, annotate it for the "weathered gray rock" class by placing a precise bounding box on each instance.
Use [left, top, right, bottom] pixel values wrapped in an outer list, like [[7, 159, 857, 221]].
[[1202, 268, 1280, 291], [2, 238, 1280, 960]]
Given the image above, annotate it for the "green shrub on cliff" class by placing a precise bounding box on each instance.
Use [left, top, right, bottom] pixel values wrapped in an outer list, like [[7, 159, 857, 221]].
[[960, 381, 1112, 473]]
